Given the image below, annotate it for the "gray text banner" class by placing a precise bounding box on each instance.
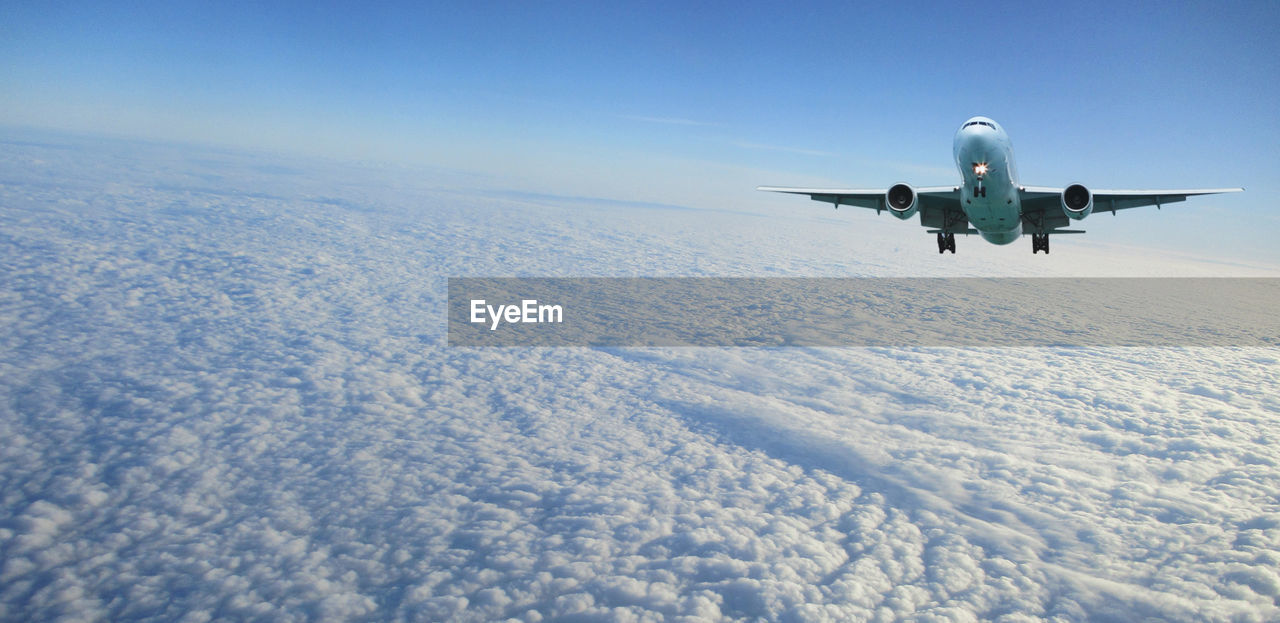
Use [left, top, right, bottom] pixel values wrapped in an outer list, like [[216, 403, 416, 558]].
[[448, 278, 1280, 347]]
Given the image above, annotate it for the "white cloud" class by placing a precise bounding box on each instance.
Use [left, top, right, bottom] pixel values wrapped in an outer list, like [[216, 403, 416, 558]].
[[730, 140, 839, 158], [619, 114, 718, 127], [0, 132, 1277, 621]]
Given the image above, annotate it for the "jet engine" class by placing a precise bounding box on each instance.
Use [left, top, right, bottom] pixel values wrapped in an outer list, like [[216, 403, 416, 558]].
[[886, 183, 918, 219], [1061, 183, 1093, 220]]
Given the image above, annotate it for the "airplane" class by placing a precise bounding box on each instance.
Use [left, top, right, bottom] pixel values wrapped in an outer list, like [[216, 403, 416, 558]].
[[758, 116, 1242, 254]]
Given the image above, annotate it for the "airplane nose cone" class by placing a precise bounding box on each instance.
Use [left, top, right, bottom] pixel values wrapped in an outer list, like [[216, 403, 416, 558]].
[[975, 130, 998, 146], [963, 129, 999, 153]]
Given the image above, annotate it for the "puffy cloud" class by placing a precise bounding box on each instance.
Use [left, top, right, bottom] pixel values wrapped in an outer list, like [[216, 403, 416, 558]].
[[0, 132, 1277, 621]]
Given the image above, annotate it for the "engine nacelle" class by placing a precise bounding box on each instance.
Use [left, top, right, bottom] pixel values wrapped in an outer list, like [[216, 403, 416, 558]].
[[886, 183, 918, 220], [1061, 183, 1093, 220]]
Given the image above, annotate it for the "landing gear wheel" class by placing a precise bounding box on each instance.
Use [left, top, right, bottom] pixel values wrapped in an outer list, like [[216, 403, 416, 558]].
[[946, 233, 956, 253], [937, 232, 947, 254], [1032, 233, 1050, 254]]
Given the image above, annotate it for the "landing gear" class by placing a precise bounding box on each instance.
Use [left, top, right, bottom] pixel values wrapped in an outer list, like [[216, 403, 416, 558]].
[[1032, 233, 1050, 254], [937, 232, 956, 254], [972, 184, 986, 198]]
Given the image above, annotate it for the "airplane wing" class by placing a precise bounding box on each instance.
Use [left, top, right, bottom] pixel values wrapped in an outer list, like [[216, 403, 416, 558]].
[[756, 185, 975, 233], [759, 185, 1242, 235], [1019, 186, 1243, 232], [756, 186, 959, 213]]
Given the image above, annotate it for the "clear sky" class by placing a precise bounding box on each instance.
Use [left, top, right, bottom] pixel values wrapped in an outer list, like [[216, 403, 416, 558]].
[[3, 0, 1278, 258]]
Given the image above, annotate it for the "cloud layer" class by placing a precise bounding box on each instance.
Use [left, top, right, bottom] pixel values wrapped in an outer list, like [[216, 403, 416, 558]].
[[1, 133, 1278, 621]]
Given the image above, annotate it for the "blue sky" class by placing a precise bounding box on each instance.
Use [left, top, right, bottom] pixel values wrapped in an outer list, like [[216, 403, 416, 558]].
[[3, 1, 1278, 257]]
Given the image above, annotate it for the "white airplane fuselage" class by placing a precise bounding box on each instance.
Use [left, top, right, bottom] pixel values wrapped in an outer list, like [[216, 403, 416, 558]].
[[953, 116, 1022, 244]]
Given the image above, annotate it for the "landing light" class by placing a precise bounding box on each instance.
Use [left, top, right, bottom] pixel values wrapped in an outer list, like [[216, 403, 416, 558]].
[[974, 162, 989, 177]]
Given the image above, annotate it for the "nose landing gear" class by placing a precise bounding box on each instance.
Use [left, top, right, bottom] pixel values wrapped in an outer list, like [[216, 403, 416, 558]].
[[971, 163, 988, 198], [937, 232, 956, 254]]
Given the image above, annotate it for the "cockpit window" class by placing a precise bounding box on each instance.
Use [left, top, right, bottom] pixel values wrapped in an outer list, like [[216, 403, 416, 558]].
[[963, 121, 997, 130]]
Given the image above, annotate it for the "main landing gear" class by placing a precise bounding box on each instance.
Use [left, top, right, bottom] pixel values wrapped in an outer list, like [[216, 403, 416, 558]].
[[937, 232, 956, 254], [1031, 233, 1050, 254]]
